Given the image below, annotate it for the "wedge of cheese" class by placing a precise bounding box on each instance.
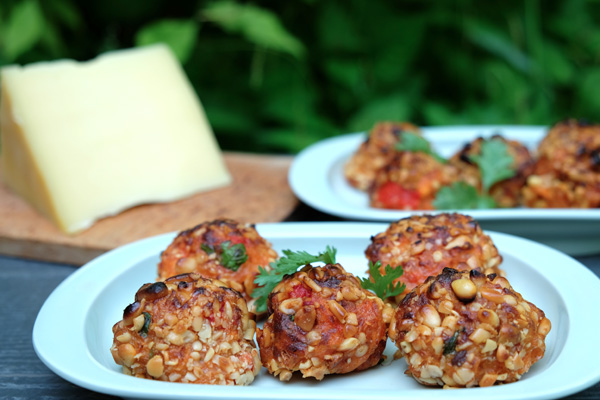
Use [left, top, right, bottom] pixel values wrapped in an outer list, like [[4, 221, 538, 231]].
[[0, 44, 232, 234]]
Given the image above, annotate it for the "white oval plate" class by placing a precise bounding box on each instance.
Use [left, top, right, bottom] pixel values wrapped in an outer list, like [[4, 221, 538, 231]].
[[288, 126, 600, 255], [33, 222, 600, 400]]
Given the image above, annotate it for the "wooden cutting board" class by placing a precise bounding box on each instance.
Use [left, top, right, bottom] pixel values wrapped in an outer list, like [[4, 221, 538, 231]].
[[0, 152, 298, 265]]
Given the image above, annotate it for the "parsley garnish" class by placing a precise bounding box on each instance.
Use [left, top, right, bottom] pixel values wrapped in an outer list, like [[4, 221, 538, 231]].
[[433, 182, 496, 209], [201, 243, 215, 254], [470, 139, 516, 192], [360, 261, 406, 301], [220, 241, 248, 271], [140, 312, 151, 337], [443, 328, 464, 355], [395, 132, 446, 163], [251, 246, 337, 314], [433, 138, 515, 209]]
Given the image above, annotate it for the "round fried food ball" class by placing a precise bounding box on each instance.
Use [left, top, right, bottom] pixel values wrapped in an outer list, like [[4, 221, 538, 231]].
[[365, 213, 504, 302], [389, 268, 551, 388], [345, 121, 422, 191], [449, 135, 534, 208], [256, 263, 394, 381], [110, 273, 261, 385], [369, 152, 458, 210], [158, 219, 278, 312], [522, 119, 600, 208]]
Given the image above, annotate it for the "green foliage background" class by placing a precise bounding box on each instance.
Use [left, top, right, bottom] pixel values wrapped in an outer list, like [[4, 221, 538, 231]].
[[1, 0, 600, 154]]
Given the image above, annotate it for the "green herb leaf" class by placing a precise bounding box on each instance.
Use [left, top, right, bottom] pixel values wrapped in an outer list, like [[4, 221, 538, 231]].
[[201, 243, 215, 254], [469, 139, 516, 192], [135, 18, 199, 64], [252, 246, 337, 314], [443, 328, 464, 355], [433, 182, 497, 210], [140, 312, 151, 338], [220, 241, 248, 271], [395, 132, 446, 163], [360, 261, 406, 300]]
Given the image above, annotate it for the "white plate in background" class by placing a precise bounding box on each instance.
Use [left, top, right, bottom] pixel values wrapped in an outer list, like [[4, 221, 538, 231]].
[[288, 127, 600, 255], [33, 222, 600, 400]]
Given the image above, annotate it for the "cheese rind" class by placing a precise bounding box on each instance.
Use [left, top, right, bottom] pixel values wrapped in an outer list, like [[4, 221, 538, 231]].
[[0, 44, 232, 233]]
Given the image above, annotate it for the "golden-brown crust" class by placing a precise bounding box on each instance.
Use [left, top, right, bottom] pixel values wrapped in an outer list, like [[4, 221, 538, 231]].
[[369, 152, 458, 210], [157, 219, 278, 311], [389, 268, 551, 388], [522, 119, 600, 208], [256, 264, 393, 381], [365, 213, 503, 302], [344, 122, 421, 191], [110, 273, 261, 385], [449, 135, 535, 208]]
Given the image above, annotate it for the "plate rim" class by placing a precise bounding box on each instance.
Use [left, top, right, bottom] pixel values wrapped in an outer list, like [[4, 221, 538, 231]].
[[288, 126, 600, 222], [32, 221, 600, 400]]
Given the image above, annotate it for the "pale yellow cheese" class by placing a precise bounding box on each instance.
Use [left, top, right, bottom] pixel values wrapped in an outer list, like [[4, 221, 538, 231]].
[[0, 44, 231, 234]]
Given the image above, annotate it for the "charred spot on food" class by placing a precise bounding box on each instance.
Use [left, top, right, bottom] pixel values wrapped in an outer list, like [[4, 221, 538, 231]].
[[136, 282, 168, 301], [576, 144, 587, 157], [487, 273, 497, 281], [451, 350, 467, 366], [400, 290, 417, 306], [469, 269, 484, 279], [437, 268, 461, 285], [406, 226, 414, 233], [178, 281, 190, 290], [167, 273, 194, 281], [577, 118, 592, 126], [123, 301, 141, 320], [415, 293, 430, 307], [403, 311, 414, 319], [590, 148, 600, 170], [320, 276, 342, 288], [458, 142, 475, 165], [193, 286, 206, 296], [392, 127, 404, 137]]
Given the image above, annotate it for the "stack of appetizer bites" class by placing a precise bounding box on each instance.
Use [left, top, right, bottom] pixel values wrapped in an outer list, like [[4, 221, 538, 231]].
[[345, 118, 600, 210], [110, 214, 551, 389]]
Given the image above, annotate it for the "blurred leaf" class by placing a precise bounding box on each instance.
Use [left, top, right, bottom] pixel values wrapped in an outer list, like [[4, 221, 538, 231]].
[[538, 41, 574, 84], [48, 0, 82, 30], [322, 58, 364, 92], [2, 0, 45, 61], [316, 2, 363, 53], [205, 106, 257, 135], [577, 69, 600, 117], [464, 20, 531, 74], [135, 19, 199, 63], [38, 20, 64, 57], [348, 93, 412, 132], [422, 102, 462, 126], [203, 1, 304, 58]]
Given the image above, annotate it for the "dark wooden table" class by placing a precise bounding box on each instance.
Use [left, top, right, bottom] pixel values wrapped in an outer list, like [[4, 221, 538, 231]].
[[2, 202, 599, 399]]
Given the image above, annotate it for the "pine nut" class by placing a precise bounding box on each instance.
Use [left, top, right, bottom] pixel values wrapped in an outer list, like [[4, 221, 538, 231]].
[[355, 344, 369, 357], [338, 337, 359, 351], [422, 305, 441, 328], [146, 355, 164, 378], [327, 300, 347, 323], [279, 298, 302, 315], [482, 339, 497, 353], [451, 278, 477, 302]]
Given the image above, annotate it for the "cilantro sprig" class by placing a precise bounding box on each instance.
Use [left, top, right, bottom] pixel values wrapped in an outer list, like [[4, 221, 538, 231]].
[[252, 246, 337, 313], [360, 261, 406, 300], [434, 138, 515, 209], [220, 241, 248, 271], [201, 241, 248, 271], [140, 312, 151, 337], [396, 132, 446, 163]]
